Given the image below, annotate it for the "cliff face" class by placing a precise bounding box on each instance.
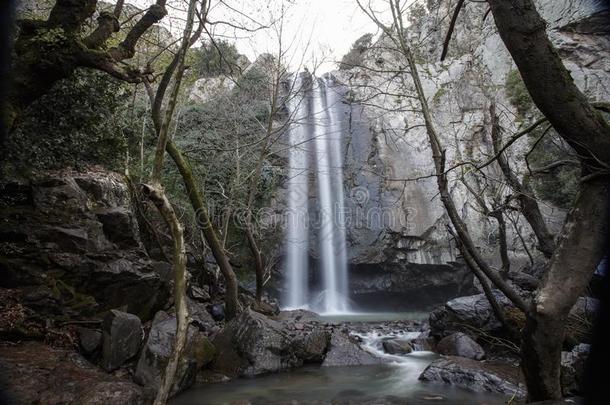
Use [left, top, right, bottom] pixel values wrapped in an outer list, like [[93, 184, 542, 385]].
[[0, 170, 170, 329], [327, 0, 609, 274]]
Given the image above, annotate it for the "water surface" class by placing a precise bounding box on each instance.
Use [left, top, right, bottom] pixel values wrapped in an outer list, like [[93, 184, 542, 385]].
[[171, 353, 509, 405]]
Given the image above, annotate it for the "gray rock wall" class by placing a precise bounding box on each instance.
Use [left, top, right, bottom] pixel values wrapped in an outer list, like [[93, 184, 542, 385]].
[[328, 0, 610, 271]]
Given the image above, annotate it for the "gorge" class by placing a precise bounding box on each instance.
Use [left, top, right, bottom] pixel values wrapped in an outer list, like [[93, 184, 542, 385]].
[[1, 0, 609, 404]]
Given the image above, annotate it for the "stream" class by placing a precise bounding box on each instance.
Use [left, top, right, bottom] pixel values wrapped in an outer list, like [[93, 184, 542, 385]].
[[171, 317, 510, 405]]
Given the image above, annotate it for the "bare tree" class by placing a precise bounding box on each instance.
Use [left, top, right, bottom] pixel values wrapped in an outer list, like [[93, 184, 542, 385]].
[[482, 1, 610, 400], [141, 1, 199, 403]]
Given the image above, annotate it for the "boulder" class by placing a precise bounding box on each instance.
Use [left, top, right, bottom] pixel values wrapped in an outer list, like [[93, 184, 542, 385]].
[[569, 297, 599, 320], [321, 332, 381, 367], [277, 309, 322, 323], [382, 339, 413, 355], [411, 338, 434, 352], [188, 285, 211, 302], [293, 329, 331, 363], [429, 291, 512, 338], [209, 303, 225, 321], [0, 342, 150, 404], [77, 327, 102, 355], [566, 297, 599, 344], [436, 332, 486, 360], [561, 343, 590, 395], [212, 309, 302, 377], [419, 356, 526, 399], [134, 312, 215, 396], [187, 298, 216, 332], [101, 310, 143, 371]]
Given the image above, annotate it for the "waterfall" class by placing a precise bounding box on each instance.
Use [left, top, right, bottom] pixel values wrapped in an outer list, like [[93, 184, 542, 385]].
[[284, 75, 309, 309], [284, 73, 350, 314]]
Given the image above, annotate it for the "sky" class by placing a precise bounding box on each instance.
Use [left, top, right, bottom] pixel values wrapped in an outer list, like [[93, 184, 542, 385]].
[[124, 0, 403, 73]]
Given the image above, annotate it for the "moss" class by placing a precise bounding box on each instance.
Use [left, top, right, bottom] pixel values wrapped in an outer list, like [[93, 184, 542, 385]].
[[432, 86, 448, 104], [190, 335, 216, 367], [505, 69, 533, 117], [46, 276, 98, 315], [505, 307, 526, 332]]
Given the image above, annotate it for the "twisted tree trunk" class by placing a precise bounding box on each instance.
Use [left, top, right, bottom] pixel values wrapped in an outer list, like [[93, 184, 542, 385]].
[[485, 0, 610, 400]]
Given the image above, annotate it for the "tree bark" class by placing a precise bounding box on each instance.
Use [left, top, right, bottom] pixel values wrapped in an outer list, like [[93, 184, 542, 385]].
[[486, 0, 610, 400], [146, 2, 195, 403], [142, 185, 188, 405], [245, 224, 264, 303], [521, 179, 608, 400]]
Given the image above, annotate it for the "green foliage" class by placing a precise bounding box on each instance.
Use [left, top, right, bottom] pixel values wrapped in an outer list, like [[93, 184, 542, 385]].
[[505, 69, 534, 117], [4, 69, 133, 175], [130, 63, 282, 264], [339, 33, 374, 70], [191, 40, 246, 78], [432, 85, 449, 104]]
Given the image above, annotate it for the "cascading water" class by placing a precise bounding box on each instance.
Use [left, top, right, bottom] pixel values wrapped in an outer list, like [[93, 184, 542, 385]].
[[284, 75, 310, 309], [284, 74, 349, 314]]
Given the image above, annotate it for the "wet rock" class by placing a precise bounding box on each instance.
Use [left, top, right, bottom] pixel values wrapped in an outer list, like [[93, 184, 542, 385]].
[[566, 297, 599, 344], [294, 329, 331, 363], [382, 339, 413, 355], [251, 299, 280, 317], [0, 342, 150, 404], [212, 308, 302, 377], [209, 303, 225, 321], [419, 356, 526, 399], [569, 297, 599, 320], [0, 172, 169, 321], [188, 285, 211, 302], [277, 309, 321, 323], [408, 331, 435, 352], [187, 298, 216, 331], [436, 332, 485, 360], [322, 332, 381, 367], [101, 310, 143, 371], [561, 343, 590, 395], [95, 207, 140, 249], [134, 312, 215, 396], [77, 327, 102, 355], [429, 291, 512, 338], [349, 263, 474, 310]]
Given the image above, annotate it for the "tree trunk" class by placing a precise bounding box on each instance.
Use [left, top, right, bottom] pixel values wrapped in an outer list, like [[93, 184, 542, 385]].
[[166, 141, 240, 320], [245, 224, 264, 303], [521, 179, 608, 400], [142, 185, 188, 405], [486, 1, 610, 400]]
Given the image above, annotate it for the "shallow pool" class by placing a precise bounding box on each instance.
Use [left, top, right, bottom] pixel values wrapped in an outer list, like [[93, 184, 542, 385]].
[[171, 353, 510, 405]]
